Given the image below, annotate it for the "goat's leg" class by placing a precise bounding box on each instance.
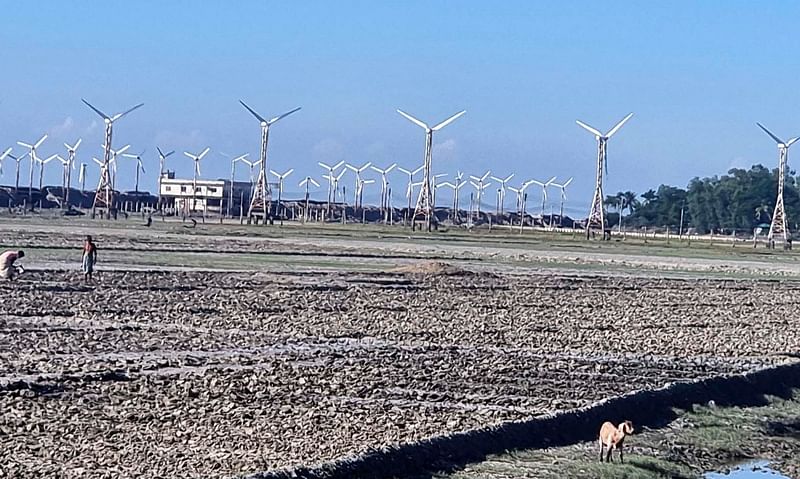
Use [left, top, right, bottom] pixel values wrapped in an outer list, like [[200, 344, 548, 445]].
[[599, 442, 605, 462], [606, 447, 613, 463], [619, 446, 624, 464]]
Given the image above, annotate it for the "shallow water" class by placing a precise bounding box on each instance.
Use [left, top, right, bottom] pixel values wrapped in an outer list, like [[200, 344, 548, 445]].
[[705, 461, 790, 479]]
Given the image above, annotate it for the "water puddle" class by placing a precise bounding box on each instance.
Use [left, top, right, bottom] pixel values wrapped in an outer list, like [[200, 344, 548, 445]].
[[705, 460, 790, 479]]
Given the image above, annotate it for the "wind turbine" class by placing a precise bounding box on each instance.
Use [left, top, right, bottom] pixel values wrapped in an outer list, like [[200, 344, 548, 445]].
[[370, 163, 396, 223], [105, 144, 130, 191], [299, 176, 320, 223], [469, 174, 492, 218], [5, 152, 27, 196], [239, 100, 301, 223], [226, 153, 249, 218], [552, 177, 573, 227], [156, 147, 175, 211], [437, 179, 466, 224], [322, 168, 348, 220], [576, 112, 633, 238], [17, 134, 47, 208], [0, 148, 11, 179], [469, 170, 492, 217], [397, 108, 466, 231], [54, 155, 74, 207], [82, 98, 143, 218], [37, 154, 59, 192], [757, 123, 800, 247], [318, 161, 345, 218], [121, 150, 146, 194], [529, 176, 557, 226], [269, 168, 294, 219], [63, 138, 82, 206], [431, 173, 448, 212], [397, 164, 424, 225], [490, 173, 515, 216], [346, 162, 372, 208], [183, 147, 210, 213]]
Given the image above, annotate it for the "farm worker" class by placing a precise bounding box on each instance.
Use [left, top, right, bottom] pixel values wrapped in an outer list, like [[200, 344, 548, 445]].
[[0, 250, 25, 281], [82, 235, 98, 283]]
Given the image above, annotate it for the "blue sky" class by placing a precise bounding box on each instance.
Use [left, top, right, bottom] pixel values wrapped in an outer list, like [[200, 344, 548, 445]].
[[2, 1, 800, 215]]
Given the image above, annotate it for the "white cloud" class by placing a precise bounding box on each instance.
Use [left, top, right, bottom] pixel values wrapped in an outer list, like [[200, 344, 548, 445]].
[[432, 138, 457, 162], [50, 116, 75, 137]]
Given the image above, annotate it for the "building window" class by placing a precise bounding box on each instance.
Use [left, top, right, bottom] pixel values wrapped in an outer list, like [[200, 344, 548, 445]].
[[209, 187, 217, 193], [165, 186, 172, 192], [195, 187, 202, 193], [181, 186, 187, 192]]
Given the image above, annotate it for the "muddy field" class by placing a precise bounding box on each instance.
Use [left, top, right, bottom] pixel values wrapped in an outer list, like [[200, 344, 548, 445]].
[[2, 257, 800, 478]]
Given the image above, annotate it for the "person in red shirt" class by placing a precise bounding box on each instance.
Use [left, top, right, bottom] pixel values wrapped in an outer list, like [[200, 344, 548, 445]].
[[82, 236, 98, 283], [1, 250, 25, 281]]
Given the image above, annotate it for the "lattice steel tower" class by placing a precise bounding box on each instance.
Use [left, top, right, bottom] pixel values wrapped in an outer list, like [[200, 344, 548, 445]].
[[397, 109, 466, 232], [239, 101, 300, 224], [82, 99, 143, 219], [757, 123, 799, 248], [576, 113, 633, 239]]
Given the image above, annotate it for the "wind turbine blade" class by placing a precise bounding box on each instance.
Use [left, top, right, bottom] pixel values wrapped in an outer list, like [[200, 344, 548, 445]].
[[545, 176, 557, 186], [81, 99, 110, 120], [284, 168, 294, 177], [413, 165, 424, 175], [757, 123, 784, 145], [268, 106, 301, 125], [332, 160, 345, 171], [490, 176, 502, 182], [239, 100, 267, 123], [563, 177, 573, 187], [787, 137, 800, 147], [346, 164, 358, 172], [386, 163, 396, 173], [0, 147, 11, 160], [74, 138, 82, 149], [369, 166, 383, 174], [505, 173, 515, 182], [318, 161, 331, 170], [431, 110, 466, 131], [481, 171, 491, 181], [396, 109, 428, 130], [112, 103, 144, 121], [269, 169, 279, 177], [116, 145, 130, 156], [233, 154, 249, 162], [360, 162, 372, 171], [34, 134, 48, 149], [92, 157, 103, 166], [397, 167, 411, 175], [122, 153, 137, 159], [17, 141, 33, 148], [310, 178, 320, 187], [470, 181, 480, 189], [157, 146, 165, 158], [198, 147, 210, 159], [576, 120, 603, 137], [605, 112, 633, 138], [469, 175, 480, 182], [165, 150, 175, 157], [184, 151, 195, 159]]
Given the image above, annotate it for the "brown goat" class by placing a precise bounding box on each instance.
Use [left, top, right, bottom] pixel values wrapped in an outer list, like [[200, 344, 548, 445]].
[[598, 420, 634, 463]]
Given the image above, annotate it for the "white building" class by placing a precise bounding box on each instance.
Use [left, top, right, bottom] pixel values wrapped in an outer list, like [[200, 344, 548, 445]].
[[158, 171, 276, 216]]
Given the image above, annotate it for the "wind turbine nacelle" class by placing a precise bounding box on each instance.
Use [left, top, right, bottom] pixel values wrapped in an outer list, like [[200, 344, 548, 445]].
[[261, 121, 268, 127], [104, 118, 111, 124]]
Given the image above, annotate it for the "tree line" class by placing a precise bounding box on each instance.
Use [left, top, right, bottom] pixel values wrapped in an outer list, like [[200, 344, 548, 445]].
[[603, 164, 800, 234]]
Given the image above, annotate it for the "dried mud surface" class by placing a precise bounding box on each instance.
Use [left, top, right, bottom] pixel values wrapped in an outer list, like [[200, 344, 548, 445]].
[[2, 268, 799, 478]]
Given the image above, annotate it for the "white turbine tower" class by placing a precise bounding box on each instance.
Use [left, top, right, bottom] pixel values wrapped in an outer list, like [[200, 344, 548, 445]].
[[0, 148, 11, 179], [576, 112, 633, 239], [299, 176, 320, 223], [239, 100, 301, 223], [17, 134, 47, 208], [397, 164, 424, 225], [79, 163, 87, 193], [318, 161, 345, 218], [82, 99, 143, 218], [269, 168, 294, 220], [5, 152, 27, 196], [431, 173, 448, 212], [63, 138, 82, 206], [757, 123, 799, 248], [183, 147, 210, 213], [370, 163, 397, 223], [490, 173, 515, 216], [54, 155, 74, 207], [530, 176, 557, 225], [121, 150, 146, 194], [346, 162, 372, 208], [552, 177, 573, 226], [397, 108, 466, 231], [322, 168, 348, 220]]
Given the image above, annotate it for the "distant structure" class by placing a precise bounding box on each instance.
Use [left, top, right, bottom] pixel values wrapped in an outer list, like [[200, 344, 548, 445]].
[[397, 165, 423, 225], [552, 177, 573, 226], [121, 150, 147, 194], [370, 163, 396, 224], [239, 100, 301, 224], [183, 147, 211, 213], [469, 170, 491, 217], [81, 99, 143, 219], [17, 134, 47, 208], [491, 173, 515, 216], [159, 171, 252, 216], [397, 109, 466, 231], [757, 123, 799, 248], [576, 112, 633, 239], [63, 139, 82, 206], [530, 176, 556, 223], [156, 147, 175, 211]]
